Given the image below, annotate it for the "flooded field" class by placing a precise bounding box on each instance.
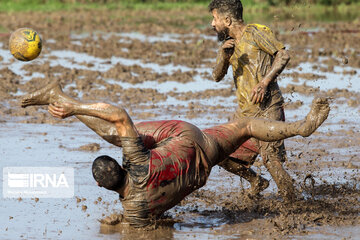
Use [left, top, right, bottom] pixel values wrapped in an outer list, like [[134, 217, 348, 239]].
[[0, 8, 359, 239]]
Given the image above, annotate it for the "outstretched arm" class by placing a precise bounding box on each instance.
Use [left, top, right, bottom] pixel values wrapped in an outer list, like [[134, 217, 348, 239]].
[[48, 102, 139, 138]]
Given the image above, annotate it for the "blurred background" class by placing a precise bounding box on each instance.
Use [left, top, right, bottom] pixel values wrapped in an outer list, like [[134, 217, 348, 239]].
[[0, 0, 359, 22]]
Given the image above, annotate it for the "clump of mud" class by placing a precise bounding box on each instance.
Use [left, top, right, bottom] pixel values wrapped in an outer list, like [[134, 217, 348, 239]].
[[99, 213, 123, 225], [76, 143, 101, 152]]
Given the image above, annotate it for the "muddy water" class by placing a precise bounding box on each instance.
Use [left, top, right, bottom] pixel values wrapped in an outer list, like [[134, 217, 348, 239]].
[[0, 17, 360, 239]]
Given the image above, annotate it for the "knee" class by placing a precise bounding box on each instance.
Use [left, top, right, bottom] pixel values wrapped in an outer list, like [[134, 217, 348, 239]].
[[95, 103, 111, 109], [245, 121, 253, 138], [112, 108, 128, 123], [96, 103, 127, 123], [231, 118, 252, 137]]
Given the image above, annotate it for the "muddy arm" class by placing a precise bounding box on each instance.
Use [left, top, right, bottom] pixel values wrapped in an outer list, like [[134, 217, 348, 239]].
[[250, 49, 290, 104], [262, 49, 290, 86], [212, 50, 230, 82], [212, 40, 234, 82]]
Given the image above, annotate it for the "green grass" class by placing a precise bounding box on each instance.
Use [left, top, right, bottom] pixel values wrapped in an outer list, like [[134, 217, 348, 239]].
[[0, 0, 115, 12], [118, 0, 263, 10], [0, 0, 209, 12], [0, 0, 359, 22]]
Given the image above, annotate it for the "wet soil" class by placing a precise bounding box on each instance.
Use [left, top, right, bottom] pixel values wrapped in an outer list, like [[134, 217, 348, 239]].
[[0, 7, 359, 240]]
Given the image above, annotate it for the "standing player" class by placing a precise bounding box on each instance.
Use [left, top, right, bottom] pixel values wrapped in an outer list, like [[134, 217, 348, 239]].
[[209, 0, 295, 200]]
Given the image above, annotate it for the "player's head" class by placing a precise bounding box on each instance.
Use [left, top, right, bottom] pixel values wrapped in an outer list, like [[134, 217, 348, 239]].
[[92, 155, 127, 191], [209, 0, 243, 21], [209, 0, 243, 41]]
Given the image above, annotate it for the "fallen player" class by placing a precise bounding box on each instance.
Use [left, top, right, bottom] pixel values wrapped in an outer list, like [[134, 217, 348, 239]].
[[21, 81, 330, 228]]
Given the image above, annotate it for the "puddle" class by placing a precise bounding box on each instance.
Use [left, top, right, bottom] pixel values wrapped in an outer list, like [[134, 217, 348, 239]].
[[71, 31, 216, 43], [280, 61, 360, 92], [1, 122, 358, 239], [106, 75, 229, 93]]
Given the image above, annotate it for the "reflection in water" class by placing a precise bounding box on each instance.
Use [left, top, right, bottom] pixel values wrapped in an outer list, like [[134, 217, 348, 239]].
[[100, 221, 176, 239]]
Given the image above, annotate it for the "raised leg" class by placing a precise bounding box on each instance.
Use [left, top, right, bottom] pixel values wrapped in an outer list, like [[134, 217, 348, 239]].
[[209, 98, 329, 200], [218, 97, 330, 154], [246, 98, 330, 141], [48, 101, 138, 138], [21, 81, 122, 146], [204, 98, 329, 164]]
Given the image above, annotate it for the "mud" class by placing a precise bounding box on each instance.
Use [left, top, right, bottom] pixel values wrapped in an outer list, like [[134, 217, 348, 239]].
[[98, 179, 360, 238], [76, 143, 101, 152], [0, 7, 359, 240]]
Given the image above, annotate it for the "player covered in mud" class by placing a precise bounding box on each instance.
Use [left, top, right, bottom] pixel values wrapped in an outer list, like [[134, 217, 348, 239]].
[[21, 81, 329, 228], [209, 0, 295, 200]]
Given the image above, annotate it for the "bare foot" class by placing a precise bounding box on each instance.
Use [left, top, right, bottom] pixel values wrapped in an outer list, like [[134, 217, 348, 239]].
[[21, 80, 62, 108], [300, 97, 330, 137]]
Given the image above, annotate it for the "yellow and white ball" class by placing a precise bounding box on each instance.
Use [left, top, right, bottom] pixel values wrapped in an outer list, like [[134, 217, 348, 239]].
[[9, 28, 42, 61]]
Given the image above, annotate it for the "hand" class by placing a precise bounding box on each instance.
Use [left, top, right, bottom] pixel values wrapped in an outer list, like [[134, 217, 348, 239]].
[[221, 39, 235, 58], [48, 102, 74, 119], [250, 81, 268, 104]]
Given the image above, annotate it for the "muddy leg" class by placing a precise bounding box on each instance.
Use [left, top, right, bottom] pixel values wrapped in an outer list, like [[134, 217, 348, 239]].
[[259, 140, 295, 201], [247, 98, 330, 141], [218, 157, 269, 195], [21, 81, 121, 146], [213, 98, 329, 199], [209, 98, 329, 157], [246, 98, 329, 201]]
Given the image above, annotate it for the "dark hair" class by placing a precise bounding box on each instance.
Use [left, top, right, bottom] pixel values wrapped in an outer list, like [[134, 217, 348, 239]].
[[92, 155, 126, 191], [208, 0, 243, 21]]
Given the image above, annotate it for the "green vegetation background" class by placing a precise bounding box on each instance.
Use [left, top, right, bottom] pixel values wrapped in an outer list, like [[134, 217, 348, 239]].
[[0, 0, 359, 22]]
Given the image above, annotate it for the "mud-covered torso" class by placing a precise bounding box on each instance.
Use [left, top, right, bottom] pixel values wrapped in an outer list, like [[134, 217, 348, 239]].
[[229, 23, 285, 116], [120, 121, 213, 228]]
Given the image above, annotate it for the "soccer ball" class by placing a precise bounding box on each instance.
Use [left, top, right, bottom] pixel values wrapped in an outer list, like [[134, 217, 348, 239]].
[[9, 28, 42, 61]]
